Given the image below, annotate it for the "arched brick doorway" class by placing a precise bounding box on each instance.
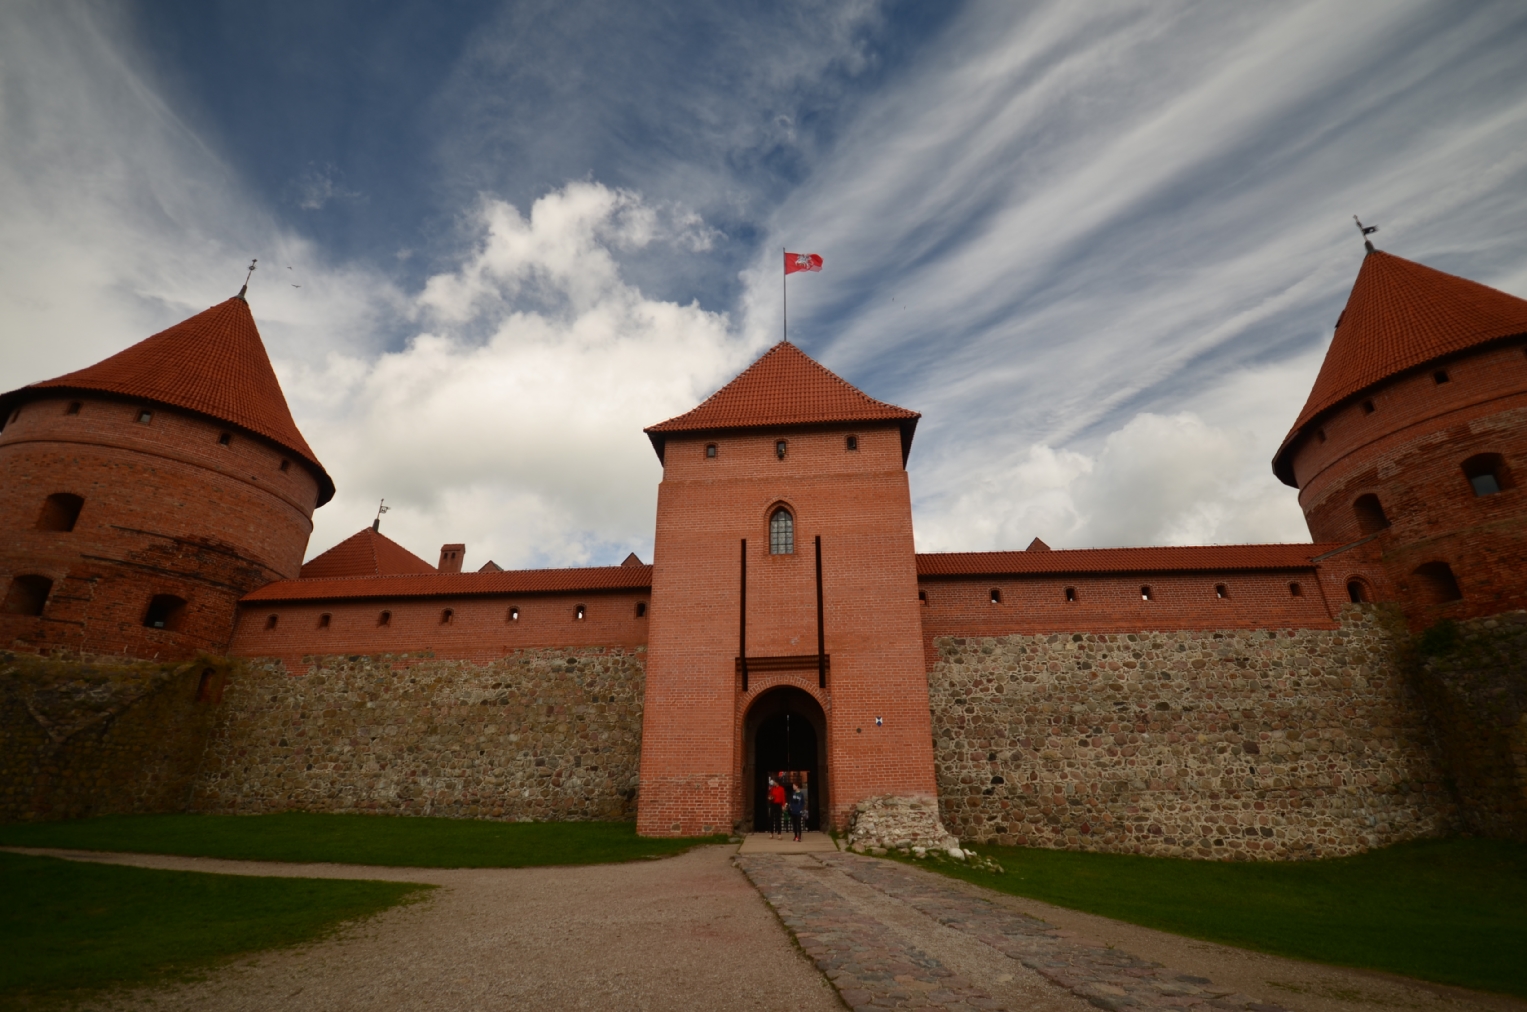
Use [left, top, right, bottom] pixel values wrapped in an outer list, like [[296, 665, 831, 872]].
[[742, 686, 827, 832]]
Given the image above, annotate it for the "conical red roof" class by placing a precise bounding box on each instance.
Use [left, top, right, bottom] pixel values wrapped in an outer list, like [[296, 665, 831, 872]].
[[1273, 251, 1527, 484], [0, 297, 334, 504], [645, 341, 920, 462], [299, 527, 436, 579]]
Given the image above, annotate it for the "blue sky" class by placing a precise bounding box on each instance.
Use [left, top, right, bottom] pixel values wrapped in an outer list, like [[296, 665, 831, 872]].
[[4, 1, 1527, 569]]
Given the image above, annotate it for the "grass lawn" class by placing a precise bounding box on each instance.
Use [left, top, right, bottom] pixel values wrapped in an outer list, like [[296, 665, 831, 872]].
[[907, 838, 1527, 999], [0, 852, 427, 1006], [0, 812, 727, 868]]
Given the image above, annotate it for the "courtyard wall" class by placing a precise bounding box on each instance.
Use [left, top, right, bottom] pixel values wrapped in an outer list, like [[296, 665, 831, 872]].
[[927, 606, 1455, 859]]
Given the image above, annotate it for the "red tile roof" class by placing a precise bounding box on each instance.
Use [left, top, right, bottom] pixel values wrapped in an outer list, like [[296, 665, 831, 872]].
[[916, 543, 1339, 577], [0, 297, 335, 504], [1273, 251, 1527, 484], [645, 341, 920, 462], [243, 564, 653, 603], [300, 528, 437, 579]]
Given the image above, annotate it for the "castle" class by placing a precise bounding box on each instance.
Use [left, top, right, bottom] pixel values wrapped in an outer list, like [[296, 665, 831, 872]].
[[3, 245, 1525, 856]]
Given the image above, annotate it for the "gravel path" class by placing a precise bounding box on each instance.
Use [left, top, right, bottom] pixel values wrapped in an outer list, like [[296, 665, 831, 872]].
[[14, 845, 841, 1012]]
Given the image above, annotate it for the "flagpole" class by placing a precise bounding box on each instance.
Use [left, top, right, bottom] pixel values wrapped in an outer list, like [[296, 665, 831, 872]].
[[782, 246, 787, 344]]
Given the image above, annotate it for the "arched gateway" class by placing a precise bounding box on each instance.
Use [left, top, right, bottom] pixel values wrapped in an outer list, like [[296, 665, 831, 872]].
[[743, 686, 827, 831]]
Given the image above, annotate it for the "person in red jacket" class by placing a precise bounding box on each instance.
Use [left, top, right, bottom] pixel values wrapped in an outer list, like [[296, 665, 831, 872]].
[[767, 777, 787, 839]]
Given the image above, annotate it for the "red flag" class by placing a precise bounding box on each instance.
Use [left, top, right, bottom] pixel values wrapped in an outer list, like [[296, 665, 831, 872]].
[[785, 251, 823, 274]]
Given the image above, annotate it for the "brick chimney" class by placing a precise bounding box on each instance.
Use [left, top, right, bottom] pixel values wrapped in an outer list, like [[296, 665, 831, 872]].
[[438, 544, 465, 573]]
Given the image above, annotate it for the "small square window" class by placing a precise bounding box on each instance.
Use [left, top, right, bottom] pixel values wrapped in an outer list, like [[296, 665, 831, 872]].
[[279, 459, 290, 472], [918, 590, 927, 605], [635, 602, 647, 618], [1433, 370, 1450, 384], [1140, 585, 1152, 601], [136, 410, 153, 424], [1289, 582, 1303, 597], [318, 613, 331, 629], [846, 435, 858, 451], [65, 402, 81, 415], [1214, 584, 1229, 599], [218, 432, 232, 446], [1361, 400, 1375, 414], [509, 606, 520, 621], [264, 614, 278, 630], [989, 588, 1002, 604], [378, 610, 391, 627], [705, 443, 717, 459], [1316, 429, 1327, 443], [1064, 587, 1077, 602]]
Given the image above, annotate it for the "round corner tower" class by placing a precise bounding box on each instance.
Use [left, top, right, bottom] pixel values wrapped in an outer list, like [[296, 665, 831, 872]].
[[0, 295, 333, 659], [1272, 247, 1527, 628]]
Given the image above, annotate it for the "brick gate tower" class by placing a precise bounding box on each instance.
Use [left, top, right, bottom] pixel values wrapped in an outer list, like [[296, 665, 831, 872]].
[[1273, 247, 1527, 627], [637, 342, 937, 834], [0, 294, 333, 659]]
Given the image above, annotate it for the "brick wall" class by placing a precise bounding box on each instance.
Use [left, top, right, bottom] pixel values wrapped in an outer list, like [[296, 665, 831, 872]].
[[927, 606, 1453, 859], [0, 394, 318, 659], [641, 425, 936, 836], [192, 646, 645, 821], [0, 651, 234, 822], [1288, 342, 1527, 626], [1406, 611, 1527, 840]]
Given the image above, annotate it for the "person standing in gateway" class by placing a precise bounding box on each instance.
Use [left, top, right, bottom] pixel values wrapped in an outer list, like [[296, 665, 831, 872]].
[[767, 776, 787, 839], [787, 781, 806, 842]]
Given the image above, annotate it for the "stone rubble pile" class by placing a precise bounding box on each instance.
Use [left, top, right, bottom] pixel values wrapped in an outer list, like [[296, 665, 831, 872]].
[[847, 795, 963, 857]]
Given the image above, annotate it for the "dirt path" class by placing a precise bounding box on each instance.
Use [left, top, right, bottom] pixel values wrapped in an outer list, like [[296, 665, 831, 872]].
[[13, 845, 840, 1012]]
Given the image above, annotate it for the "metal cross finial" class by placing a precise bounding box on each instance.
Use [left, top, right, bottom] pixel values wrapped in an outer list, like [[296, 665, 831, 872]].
[[373, 498, 390, 532], [1353, 216, 1378, 253], [237, 259, 258, 299]]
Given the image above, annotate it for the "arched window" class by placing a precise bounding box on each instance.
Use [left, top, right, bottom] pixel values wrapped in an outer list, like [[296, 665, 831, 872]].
[[574, 604, 586, 621], [144, 594, 187, 631], [1346, 579, 1369, 604], [1462, 453, 1511, 497], [36, 493, 84, 532], [1413, 562, 1463, 604], [264, 614, 278, 630], [2, 575, 52, 617], [1353, 493, 1390, 535], [509, 606, 520, 621], [441, 608, 455, 624], [317, 613, 331, 629], [769, 508, 794, 555], [378, 610, 391, 627], [989, 588, 1002, 604], [1064, 586, 1077, 602]]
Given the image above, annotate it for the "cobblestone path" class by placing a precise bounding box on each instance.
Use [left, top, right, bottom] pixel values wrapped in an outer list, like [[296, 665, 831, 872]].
[[736, 852, 1295, 1012]]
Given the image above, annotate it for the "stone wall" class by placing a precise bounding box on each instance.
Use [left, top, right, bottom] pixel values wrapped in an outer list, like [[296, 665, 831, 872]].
[[1407, 611, 1527, 840], [192, 646, 645, 821], [0, 651, 234, 822], [927, 606, 1454, 859]]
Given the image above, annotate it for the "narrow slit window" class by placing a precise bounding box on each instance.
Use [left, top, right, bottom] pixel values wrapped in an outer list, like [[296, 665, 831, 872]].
[[635, 602, 647, 618], [769, 508, 794, 555], [1064, 586, 1077, 603], [218, 432, 232, 446], [918, 590, 928, 605], [705, 443, 717, 459], [575, 604, 586, 621], [1214, 584, 1228, 599], [441, 608, 454, 625], [1289, 582, 1303, 597], [1140, 585, 1152, 601], [195, 669, 218, 703], [776, 439, 788, 460], [279, 459, 291, 472], [378, 610, 391, 627], [317, 612, 331, 629], [846, 435, 858, 451], [989, 588, 1002, 604]]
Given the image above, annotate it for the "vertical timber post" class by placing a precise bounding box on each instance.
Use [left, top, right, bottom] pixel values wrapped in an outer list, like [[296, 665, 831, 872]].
[[740, 538, 748, 692], [815, 535, 825, 689]]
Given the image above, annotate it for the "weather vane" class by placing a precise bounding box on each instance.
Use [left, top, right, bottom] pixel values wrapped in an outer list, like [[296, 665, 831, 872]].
[[237, 258, 258, 299], [373, 498, 390, 532], [1353, 216, 1378, 253]]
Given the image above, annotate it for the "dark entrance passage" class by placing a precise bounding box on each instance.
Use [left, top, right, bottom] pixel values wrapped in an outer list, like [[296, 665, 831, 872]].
[[743, 687, 826, 832]]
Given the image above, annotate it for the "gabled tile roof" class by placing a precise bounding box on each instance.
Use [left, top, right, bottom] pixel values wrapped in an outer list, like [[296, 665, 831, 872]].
[[916, 543, 1338, 577], [299, 528, 437, 579], [243, 564, 653, 603], [1273, 251, 1527, 484], [0, 297, 335, 504], [645, 341, 920, 463]]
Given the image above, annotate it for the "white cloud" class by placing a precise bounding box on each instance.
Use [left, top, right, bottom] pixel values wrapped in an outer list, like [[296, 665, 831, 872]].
[[300, 183, 755, 569]]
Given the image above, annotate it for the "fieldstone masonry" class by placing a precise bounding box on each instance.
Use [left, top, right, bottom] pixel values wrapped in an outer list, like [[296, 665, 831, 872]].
[[848, 795, 961, 854], [191, 647, 645, 821], [928, 606, 1454, 859]]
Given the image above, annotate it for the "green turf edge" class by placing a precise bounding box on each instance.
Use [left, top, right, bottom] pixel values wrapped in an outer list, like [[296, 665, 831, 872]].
[[0, 852, 431, 1009], [880, 838, 1527, 1000], [0, 813, 730, 868]]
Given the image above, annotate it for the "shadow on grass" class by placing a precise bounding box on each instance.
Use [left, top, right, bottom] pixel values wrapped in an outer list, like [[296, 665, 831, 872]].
[[0, 812, 728, 868], [0, 852, 428, 1008], [894, 837, 1527, 999]]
